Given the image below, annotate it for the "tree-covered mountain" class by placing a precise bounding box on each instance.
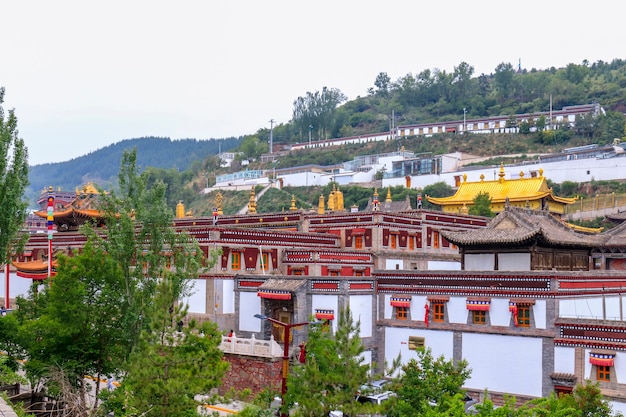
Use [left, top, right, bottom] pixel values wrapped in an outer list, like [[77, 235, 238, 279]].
[[24, 58, 626, 212], [26, 136, 240, 207], [260, 58, 626, 148]]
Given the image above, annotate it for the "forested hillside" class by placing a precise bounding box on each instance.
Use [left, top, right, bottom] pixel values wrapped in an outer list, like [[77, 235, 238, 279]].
[[26, 58, 626, 214], [26, 136, 240, 207], [261, 59, 626, 149]]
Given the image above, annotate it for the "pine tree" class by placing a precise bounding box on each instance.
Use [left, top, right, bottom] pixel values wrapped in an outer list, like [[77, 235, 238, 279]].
[[285, 307, 368, 417]]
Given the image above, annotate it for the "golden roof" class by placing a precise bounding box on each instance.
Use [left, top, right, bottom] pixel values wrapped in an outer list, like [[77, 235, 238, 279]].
[[427, 166, 577, 206]]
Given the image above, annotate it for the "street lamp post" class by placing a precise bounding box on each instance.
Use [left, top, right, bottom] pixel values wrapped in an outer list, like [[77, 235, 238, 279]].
[[254, 314, 315, 417], [463, 107, 467, 133]]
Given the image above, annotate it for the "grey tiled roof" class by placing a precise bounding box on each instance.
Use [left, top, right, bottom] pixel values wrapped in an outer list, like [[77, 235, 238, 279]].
[[258, 278, 307, 292], [442, 206, 606, 248]]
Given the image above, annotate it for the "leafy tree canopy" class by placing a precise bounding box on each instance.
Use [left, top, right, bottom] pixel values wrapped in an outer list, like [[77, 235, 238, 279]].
[[468, 191, 494, 217]]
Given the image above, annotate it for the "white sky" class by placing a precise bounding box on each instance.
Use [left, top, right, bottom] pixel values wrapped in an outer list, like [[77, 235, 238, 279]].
[[2, 1, 624, 165]]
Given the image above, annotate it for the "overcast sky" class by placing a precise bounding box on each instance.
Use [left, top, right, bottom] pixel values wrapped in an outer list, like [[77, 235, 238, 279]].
[[2, 1, 624, 165]]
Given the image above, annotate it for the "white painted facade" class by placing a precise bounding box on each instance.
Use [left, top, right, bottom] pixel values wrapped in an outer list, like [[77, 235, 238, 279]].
[[381, 292, 558, 401], [311, 294, 340, 333], [383, 153, 626, 190]]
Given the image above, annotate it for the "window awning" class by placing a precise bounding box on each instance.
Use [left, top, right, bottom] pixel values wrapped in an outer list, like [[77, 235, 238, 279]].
[[589, 352, 615, 367], [256, 278, 306, 300], [258, 291, 291, 300], [427, 295, 450, 303], [390, 296, 412, 307], [352, 228, 366, 235], [315, 309, 335, 320], [466, 300, 491, 311]]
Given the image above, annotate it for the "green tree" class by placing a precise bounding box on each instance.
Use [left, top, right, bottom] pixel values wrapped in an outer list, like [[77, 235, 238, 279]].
[[16, 243, 128, 412], [515, 380, 621, 417], [107, 280, 229, 417], [421, 182, 455, 210], [0, 87, 30, 268], [292, 87, 347, 141], [387, 347, 471, 417], [493, 62, 515, 102], [468, 192, 494, 217], [285, 307, 369, 417], [11, 148, 222, 415], [238, 135, 269, 161], [370, 72, 391, 97]]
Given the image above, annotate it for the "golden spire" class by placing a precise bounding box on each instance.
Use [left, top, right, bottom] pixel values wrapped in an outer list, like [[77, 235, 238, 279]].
[[386, 186, 392, 202], [327, 185, 336, 211], [290, 194, 297, 211], [498, 163, 505, 182], [335, 185, 345, 211], [215, 192, 224, 215], [176, 200, 185, 218], [318, 194, 326, 214], [247, 186, 257, 214]]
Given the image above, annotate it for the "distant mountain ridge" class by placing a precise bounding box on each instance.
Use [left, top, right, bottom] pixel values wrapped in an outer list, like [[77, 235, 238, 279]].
[[26, 136, 241, 207]]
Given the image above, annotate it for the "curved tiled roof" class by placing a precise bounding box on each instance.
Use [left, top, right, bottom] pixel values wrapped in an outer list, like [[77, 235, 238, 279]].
[[442, 206, 604, 248], [427, 166, 577, 207], [602, 220, 626, 248]]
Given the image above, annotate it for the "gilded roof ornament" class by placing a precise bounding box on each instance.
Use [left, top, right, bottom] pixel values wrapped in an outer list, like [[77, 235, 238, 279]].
[[290, 194, 297, 211], [318, 195, 325, 214]]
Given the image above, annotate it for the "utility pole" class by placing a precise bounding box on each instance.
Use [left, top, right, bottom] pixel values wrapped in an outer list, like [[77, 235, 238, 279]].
[[463, 108, 467, 133], [269, 119, 275, 154], [308, 124, 313, 147]]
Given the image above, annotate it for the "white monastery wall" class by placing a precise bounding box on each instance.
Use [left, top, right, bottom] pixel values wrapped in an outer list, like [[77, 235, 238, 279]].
[[279, 172, 327, 187], [464, 253, 494, 271], [350, 294, 373, 338], [463, 333, 543, 397], [611, 401, 626, 416], [554, 346, 576, 374], [383, 294, 427, 321], [560, 297, 605, 320], [223, 279, 235, 314], [239, 292, 262, 333], [490, 298, 513, 326], [604, 295, 626, 321], [312, 294, 340, 333], [427, 260, 461, 270], [184, 279, 206, 314], [385, 258, 404, 270], [384, 327, 454, 376], [534, 300, 547, 329], [383, 154, 626, 190], [447, 296, 468, 324], [497, 253, 531, 271]]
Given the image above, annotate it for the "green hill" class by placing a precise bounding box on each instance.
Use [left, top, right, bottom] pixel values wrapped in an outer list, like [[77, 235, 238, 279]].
[[26, 136, 240, 207]]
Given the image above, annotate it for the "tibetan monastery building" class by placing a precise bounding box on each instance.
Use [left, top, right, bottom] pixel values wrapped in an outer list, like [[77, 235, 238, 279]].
[[427, 165, 577, 216]]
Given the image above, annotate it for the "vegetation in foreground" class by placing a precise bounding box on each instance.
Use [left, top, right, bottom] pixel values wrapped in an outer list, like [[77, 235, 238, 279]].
[[239, 307, 623, 417], [0, 150, 229, 416]]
